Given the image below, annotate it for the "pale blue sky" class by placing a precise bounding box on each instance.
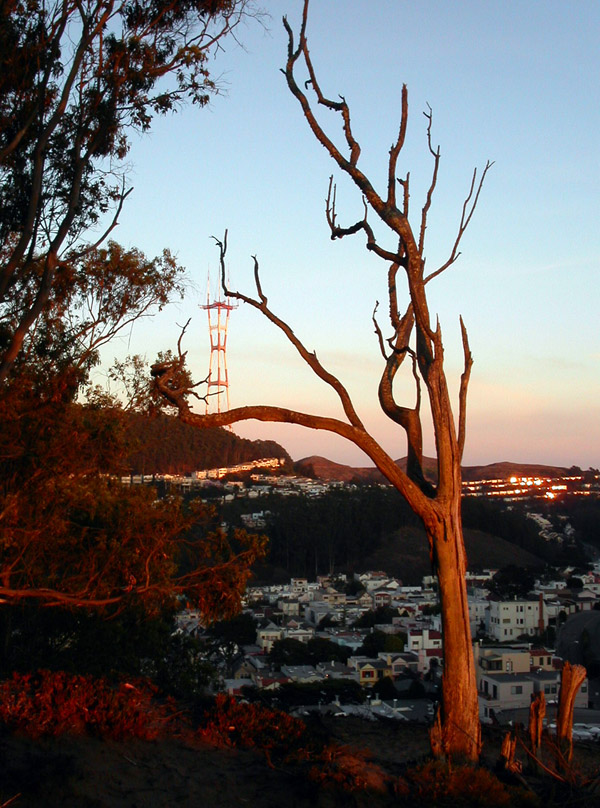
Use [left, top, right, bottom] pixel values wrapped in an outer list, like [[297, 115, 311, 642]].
[[102, 0, 600, 469]]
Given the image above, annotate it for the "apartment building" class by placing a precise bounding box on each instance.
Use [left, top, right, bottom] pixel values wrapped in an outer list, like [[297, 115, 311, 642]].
[[487, 598, 545, 640]]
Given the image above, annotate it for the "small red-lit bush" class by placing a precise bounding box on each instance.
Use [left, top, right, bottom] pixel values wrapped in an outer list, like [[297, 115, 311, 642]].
[[0, 670, 176, 740], [400, 760, 539, 808], [308, 743, 391, 794], [198, 694, 307, 761], [200, 695, 395, 795]]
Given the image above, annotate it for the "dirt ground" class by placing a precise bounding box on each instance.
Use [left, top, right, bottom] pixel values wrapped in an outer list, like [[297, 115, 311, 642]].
[[1, 718, 599, 808]]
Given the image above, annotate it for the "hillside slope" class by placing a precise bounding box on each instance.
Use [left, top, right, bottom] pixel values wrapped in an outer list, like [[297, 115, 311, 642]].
[[362, 525, 546, 585], [123, 412, 291, 475]]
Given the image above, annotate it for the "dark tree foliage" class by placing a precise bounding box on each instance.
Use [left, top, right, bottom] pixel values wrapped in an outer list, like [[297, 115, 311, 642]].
[[359, 630, 405, 657], [353, 607, 398, 628], [461, 499, 551, 559], [566, 577, 584, 591], [0, 601, 217, 702], [0, 0, 256, 380], [123, 412, 291, 475], [269, 637, 349, 668], [372, 676, 398, 700], [487, 565, 536, 601], [224, 487, 419, 578], [269, 638, 313, 667], [206, 611, 258, 648], [461, 496, 596, 568], [255, 679, 365, 709], [559, 497, 600, 549]]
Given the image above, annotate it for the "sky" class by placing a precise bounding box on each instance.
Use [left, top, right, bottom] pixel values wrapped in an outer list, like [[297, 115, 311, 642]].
[[100, 0, 600, 470]]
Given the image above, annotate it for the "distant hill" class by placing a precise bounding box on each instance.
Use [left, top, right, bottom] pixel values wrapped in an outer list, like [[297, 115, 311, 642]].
[[122, 412, 292, 475], [294, 455, 570, 484], [461, 461, 570, 482], [362, 525, 546, 585], [293, 456, 378, 483]]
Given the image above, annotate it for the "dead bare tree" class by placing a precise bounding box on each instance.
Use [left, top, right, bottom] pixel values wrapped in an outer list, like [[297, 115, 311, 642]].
[[153, 0, 492, 761]]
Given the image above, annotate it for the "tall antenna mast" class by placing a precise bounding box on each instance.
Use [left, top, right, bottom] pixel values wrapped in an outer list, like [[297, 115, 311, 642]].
[[201, 273, 237, 416]]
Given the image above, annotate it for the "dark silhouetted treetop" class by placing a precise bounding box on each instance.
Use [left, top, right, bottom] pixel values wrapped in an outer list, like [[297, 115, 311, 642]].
[[487, 565, 536, 601]]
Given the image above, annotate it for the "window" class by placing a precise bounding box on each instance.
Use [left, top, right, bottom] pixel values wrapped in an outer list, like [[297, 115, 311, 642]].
[[510, 685, 523, 695], [506, 661, 513, 672]]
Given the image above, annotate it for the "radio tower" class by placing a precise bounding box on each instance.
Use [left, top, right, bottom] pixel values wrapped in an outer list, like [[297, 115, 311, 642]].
[[201, 276, 237, 416]]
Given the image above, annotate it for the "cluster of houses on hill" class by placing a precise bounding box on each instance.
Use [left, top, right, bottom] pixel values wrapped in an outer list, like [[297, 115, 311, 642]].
[[177, 565, 600, 725]]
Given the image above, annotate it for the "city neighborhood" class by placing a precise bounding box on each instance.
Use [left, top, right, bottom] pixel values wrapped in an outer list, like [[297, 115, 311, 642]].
[[178, 563, 600, 733]]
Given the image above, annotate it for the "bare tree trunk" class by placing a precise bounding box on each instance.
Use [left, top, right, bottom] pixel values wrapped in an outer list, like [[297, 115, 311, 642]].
[[528, 691, 546, 773], [153, 0, 492, 764], [556, 662, 587, 767], [500, 731, 519, 774], [429, 509, 480, 760]]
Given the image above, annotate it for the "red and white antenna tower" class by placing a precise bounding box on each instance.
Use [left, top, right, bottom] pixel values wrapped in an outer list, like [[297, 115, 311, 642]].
[[201, 275, 237, 415]]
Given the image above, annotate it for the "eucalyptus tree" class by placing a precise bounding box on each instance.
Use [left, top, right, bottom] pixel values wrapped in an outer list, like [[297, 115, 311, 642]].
[[0, 0, 257, 382]]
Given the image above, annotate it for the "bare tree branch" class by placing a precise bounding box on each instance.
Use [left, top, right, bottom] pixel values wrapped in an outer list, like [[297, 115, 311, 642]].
[[419, 104, 441, 255], [387, 85, 409, 209], [215, 232, 366, 431], [424, 159, 494, 284], [457, 315, 473, 460]]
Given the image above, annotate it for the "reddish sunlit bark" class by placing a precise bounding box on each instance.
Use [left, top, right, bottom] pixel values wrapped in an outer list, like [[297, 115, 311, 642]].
[[154, 0, 491, 761]]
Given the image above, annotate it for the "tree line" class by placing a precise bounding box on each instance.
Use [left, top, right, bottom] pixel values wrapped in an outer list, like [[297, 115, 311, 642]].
[[219, 486, 588, 582], [124, 411, 290, 475]]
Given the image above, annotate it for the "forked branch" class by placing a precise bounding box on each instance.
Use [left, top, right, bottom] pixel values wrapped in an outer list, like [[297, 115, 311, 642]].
[[325, 178, 402, 264], [425, 159, 494, 284]]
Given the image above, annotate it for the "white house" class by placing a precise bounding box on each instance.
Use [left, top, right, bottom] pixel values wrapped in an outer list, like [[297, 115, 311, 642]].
[[406, 626, 442, 653], [257, 622, 284, 653], [487, 598, 545, 641]]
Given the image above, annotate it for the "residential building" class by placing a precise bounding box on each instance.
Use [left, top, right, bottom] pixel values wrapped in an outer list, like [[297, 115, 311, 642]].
[[347, 656, 393, 686], [257, 622, 283, 653], [487, 597, 545, 640]]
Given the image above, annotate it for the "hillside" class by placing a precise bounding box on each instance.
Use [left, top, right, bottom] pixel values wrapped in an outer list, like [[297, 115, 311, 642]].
[[2, 717, 598, 808], [122, 412, 291, 475], [361, 525, 546, 585], [295, 455, 570, 484]]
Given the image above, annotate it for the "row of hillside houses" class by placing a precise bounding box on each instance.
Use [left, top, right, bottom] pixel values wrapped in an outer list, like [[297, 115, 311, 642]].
[[192, 457, 286, 480]]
